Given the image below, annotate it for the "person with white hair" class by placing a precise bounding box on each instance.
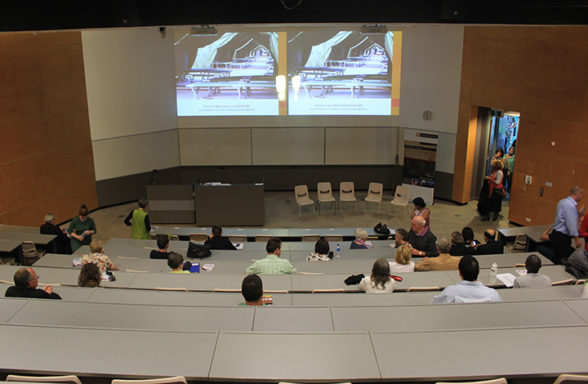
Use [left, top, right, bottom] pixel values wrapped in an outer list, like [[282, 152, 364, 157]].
[[350, 228, 373, 249], [407, 216, 438, 257], [40, 213, 71, 254]]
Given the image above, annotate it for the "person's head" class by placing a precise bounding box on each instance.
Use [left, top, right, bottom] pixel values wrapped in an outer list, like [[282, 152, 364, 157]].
[[212, 226, 223, 237], [44, 213, 55, 224], [483, 229, 496, 243], [508, 147, 515, 155], [241, 274, 263, 305], [413, 197, 426, 210], [167, 252, 184, 270], [570, 186, 584, 202], [266, 238, 282, 255], [354, 228, 369, 241], [78, 263, 101, 287], [138, 197, 149, 209], [411, 216, 426, 233], [370, 258, 391, 289], [451, 231, 465, 245], [156, 234, 170, 251], [495, 148, 504, 157], [462, 227, 474, 243], [525, 254, 542, 274], [491, 159, 504, 171], [314, 237, 330, 255], [14, 267, 38, 288], [436, 236, 452, 254], [79, 204, 89, 220], [394, 244, 412, 265], [394, 228, 408, 245], [89, 239, 104, 254], [459, 255, 480, 282]]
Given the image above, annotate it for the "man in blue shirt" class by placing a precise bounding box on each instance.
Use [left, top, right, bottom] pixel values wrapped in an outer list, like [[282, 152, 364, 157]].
[[549, 186, 584, 264], [431, 256, 501, 304]]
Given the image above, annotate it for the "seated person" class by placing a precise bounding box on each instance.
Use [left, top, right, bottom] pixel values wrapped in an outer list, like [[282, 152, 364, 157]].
[[471, 229, 504, 255], [40, 213, 71, 254], [307, 237, 332, 261], [449, 231, 471, 256], [168, 252, 190, 274], [431, 256, 501, 303], [150, 235, 171, 259], [461, 227, 479, 247], [393, 228, 410, 248], [389, 244, 414, 273], [5, 267, 61, 300], [408, 216, 438, 257], [204, 226, 236, 250], [246, 238, 297, 275], [565, 247, 588, 279], [241, 274, 265, 306], [513, 254, 552, 288], [81, 239, 118, 272], [350, 229, 373, 249], [78, 263, 102, 287], [415, 236, 461, 271], [359, 258, 394, 294]]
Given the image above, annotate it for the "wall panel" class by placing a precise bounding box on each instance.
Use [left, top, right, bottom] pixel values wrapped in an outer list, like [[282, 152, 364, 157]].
[[252, 128, 324, 165], [179, 128, 251, 165], [325, 127, 396, 165]]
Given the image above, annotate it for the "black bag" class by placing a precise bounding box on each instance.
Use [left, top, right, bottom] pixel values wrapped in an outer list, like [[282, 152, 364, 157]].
[[344, 274, 365, 285], [492, 186, 505, 199], [187, 242, 211, 259], [374, 222, 391, 236]]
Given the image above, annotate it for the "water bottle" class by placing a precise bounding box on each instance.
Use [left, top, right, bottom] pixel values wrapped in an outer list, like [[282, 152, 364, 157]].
[[335, 243, 341, 258], [489, 262, 498, 284]]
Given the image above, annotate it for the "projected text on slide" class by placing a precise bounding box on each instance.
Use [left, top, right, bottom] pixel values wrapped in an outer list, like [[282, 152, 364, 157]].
[[287, 30, 401, 116], [175, 32, 280, 116]]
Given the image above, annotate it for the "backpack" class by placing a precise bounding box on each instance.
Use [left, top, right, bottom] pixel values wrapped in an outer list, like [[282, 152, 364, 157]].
[[187, 242, 211, 259], [374, 222, 391, 236]]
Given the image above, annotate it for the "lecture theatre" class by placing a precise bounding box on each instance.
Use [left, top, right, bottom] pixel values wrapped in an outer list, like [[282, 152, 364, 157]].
[[0, 2, 587, 384]]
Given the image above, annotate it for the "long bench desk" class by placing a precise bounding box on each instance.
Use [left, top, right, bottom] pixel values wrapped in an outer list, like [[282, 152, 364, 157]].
[[447, 265, 575, 287]]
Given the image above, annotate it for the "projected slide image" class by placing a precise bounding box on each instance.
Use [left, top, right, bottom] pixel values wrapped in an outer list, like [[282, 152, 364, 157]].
[[288, 31, 397, 116], [175, 32, 279, 116]]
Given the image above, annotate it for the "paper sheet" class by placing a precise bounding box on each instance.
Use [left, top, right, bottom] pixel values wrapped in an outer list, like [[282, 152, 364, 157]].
[[496, 273, 516, 287]]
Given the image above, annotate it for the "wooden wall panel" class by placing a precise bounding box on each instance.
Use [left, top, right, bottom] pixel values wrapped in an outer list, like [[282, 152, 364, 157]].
[[0, 31, 97, 226], [454, 26, 588, 225]]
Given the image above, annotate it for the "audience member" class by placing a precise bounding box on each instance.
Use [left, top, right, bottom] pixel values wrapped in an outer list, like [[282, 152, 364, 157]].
[[241, 274, 264, 306], [359, 258, 394, 293], [204, 226, 236, 250], [393, 228, 410, 248], [408, 216, 438, 257], [246, 238, 297, 275], [431, 256, 501, 303], [350, 229, 373, 249], [123, 198, 151, 240], [513, 254, 552, 288], [40, 213, 72, 254], [415, 236, 461, 271], [411, 197, 431, 231], [471, 229, 504, 255], [68, 204, 96, 252], [389, 244, 414, 273], [81, 239, 118, 272], [78, 263, 102, 287], [549, 186, 584, 264], [307, 237, 332, 261], [579, 211, 588, 252], [566, 248, 588, 279], [5, 268, 61, 299], [461, 227, 478, 247], [449, 231, 470, 256], [150, 235, 170, 259], [168, 252, 190, 274]]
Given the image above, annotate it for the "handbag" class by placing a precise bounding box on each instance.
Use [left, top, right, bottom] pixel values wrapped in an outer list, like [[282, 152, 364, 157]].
[[187, 242, 211, 259]]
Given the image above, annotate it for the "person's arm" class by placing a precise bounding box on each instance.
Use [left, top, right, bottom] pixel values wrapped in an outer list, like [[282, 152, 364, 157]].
[[84, 219, 96, 236], [245, 262, 258, 275], [286, 261, 297, 274], [540, 225, 553, 242], [563, 202, 579, 237], [358, 277, 367, 292], [124, 210, 133, 226], [144, 214, 151, 232], [425, 235, 438, 257], [513, 277, 521, 288], [414, 259, 431, 271]]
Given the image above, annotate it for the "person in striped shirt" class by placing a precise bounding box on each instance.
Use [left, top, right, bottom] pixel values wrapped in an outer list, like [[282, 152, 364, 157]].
[[245, 238, 297, 275]]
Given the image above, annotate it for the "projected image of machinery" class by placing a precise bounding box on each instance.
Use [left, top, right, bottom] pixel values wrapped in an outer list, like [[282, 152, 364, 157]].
[[175, 31, 279, 116], [288, 30, 395, 115]]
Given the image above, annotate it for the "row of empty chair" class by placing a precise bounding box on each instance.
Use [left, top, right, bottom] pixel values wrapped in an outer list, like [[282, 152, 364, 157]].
[[294, 182, 411, 216]]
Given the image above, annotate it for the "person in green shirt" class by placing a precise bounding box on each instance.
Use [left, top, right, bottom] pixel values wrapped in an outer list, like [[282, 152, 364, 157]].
[[124, 198, 151, 239], [68, 204, 96, 252], [504, 146, 515, 194], [245, 238, 297, 275], [168, 252, 191, 274]]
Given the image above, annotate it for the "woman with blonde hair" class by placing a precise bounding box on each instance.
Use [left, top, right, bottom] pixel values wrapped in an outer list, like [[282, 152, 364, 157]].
[[389, 244, 414, 273], [359, 258, 394, 293], [80, 239, 118, 272]]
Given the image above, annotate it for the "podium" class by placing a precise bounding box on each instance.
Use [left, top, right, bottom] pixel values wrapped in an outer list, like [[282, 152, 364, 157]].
[[195, 182, 265, 226]]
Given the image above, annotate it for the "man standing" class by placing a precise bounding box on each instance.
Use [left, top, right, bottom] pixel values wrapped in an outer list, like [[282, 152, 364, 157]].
[[550, 186, 584, 264], [245, 238, 297, 275], [124, 198, 151, 239], [5, 268, 61, 300], [431, 256, 501, 304], [408, 216, 438, 257]]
